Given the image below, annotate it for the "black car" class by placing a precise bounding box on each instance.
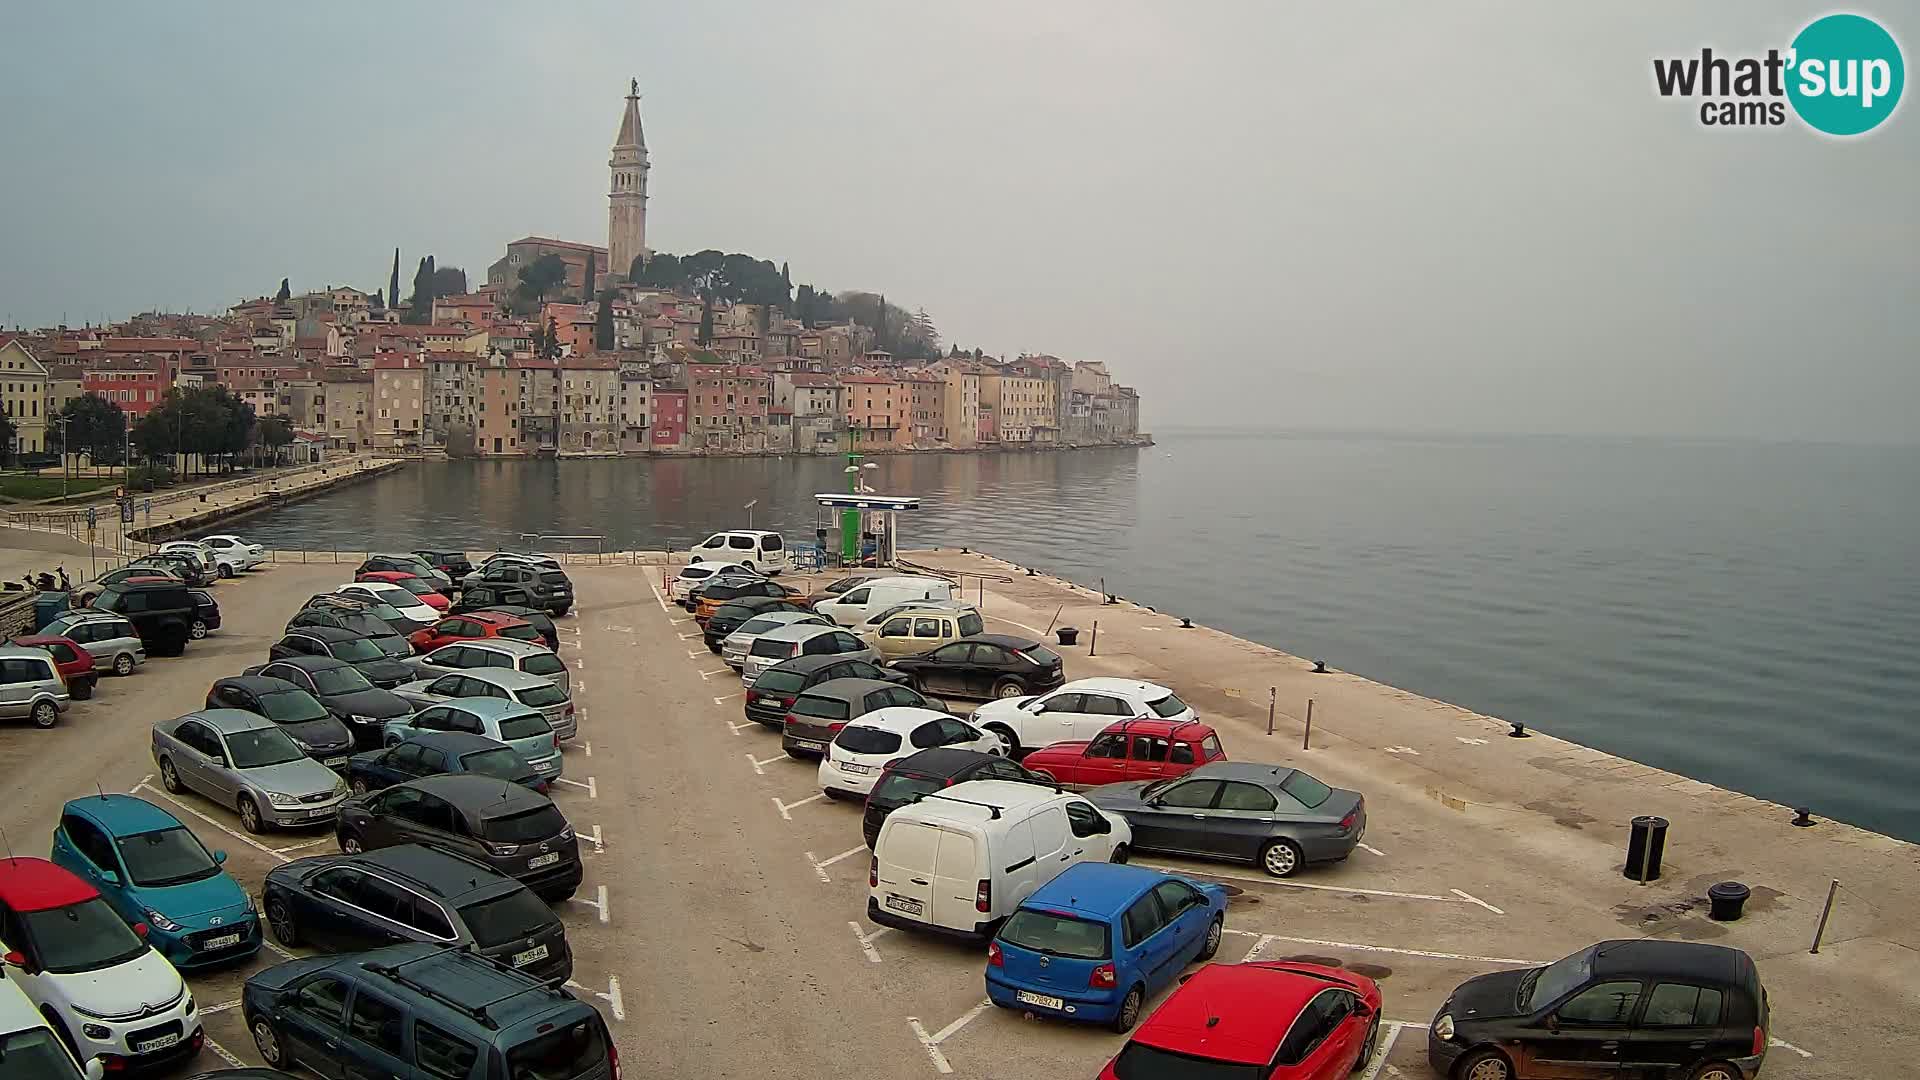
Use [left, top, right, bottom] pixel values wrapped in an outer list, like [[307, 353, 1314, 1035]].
[[703, 596, 813, 652], [246, 656, 416, 750], [451, 581, 534, 614], [346, 731, 544, 795], [461, 603, 559, 650], [208, 675, 355, 767], [296, 591, 431, 637], [1088, 761, 1366, 878], [861, 747, 1048, 847], [287, 598, 416, 655], [412, 548, 475, 580], [464, 562, 574, 616], [689, 573, 793, 612], [781, 677, 942, 759], [268, 626, 416, 688], [335, 774, 582, 900], [90, 579, 198, 655], [744, 654, 910, 728], [262, 843, 573, 985], [1430, 940, 1768, 1080], [187, 587, 222, 639], [887, 634, 1066, 700]]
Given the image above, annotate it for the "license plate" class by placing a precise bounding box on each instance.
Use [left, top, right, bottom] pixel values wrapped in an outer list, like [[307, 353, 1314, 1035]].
[[527, 852, 560, 869], [305, 806, 334, 818], [838, 761, 873, 775], [202, 933, 242, 950], [884, 895, 923, 916], [792, 739, 824, 751], [1016, 990, 1065, 1011], [323, 756, 348, 766], [512, 943, 550, 967], [135, 1033, 181, 1053]]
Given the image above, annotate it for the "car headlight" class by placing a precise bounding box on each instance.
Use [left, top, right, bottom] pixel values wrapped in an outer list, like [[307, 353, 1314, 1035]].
[[1435, 1013, 1455, 1040], [265, 791, 298, 807], [242, 892, 257, 914], [184, 991, 195, 1014], [289, 737, 313, 751], [351, 714, 379, 725], [333, 777, 348, 796], [82, 1023, 111, 1040], [143, 909, 181, 932]]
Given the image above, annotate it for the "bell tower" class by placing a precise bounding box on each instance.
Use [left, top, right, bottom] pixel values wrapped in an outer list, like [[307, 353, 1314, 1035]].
[[608, 79, 650, 283]]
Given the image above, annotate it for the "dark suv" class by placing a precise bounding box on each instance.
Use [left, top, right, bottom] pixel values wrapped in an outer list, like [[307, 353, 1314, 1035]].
[[262, 844, 573, 985], [270, 626, 416, 687], [452, 582, 536, 614], [413, 549, 476, 580], [90, 579, 198, 655], [744, 654, 908, 728], [464, 563, 574, 616], [289, 596, 419, 651], [247, 656, 415, 749], [335, 774, 582, 901], [242, 942, 615, 1080]]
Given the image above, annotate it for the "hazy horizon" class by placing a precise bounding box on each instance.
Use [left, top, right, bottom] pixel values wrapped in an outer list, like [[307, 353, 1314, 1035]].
[[2, 2, 1914, 444]]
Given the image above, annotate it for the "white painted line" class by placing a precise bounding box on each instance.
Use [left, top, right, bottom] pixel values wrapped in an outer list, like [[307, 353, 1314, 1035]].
[[603, 625, 633, 634], [680, 633, 701, 641], [1359, 1021, 1403, 1080], [586, 825, 604, 853], [1451, 888, 1506, 915], [727, 721, 756, 736], [1222, 929, 1540, 967], [1771, 1038, 1813, 1058], [554, 776, 597, 798], [135, 783, 289, 863], [747, 753, 768, 777], [646, 575, 672, 614], [561, 640, 581, 651], [669, 617, 692, 625], [273, 836, 334, 854], [201, 998, 242, 1016], [985, 613, 1048, 637], [772, 792, 826, 821], [261, 938, 299, 962], [583, 740, 593, 757], [805, 851, 831, 883], [698, 667, 731, 678], [849, 920, 885, 963], [604, 975, 625, 1021], [1137, 861, 1493, 909], [203, 1035, 245, 1068], [906, 1017, 952, 1074], [1384, 745, 1421, 755], [713, 692, 742, 704], [1241, 933, 1277, 962], [930, 997, 994, 1045], [1456, 736, 1488, 746], [816, 845, 865, 871], [589, 884, 610, 923]]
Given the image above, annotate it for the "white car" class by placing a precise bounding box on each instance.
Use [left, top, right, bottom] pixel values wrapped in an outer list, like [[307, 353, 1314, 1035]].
[[0, 858, 201, 1071], [336, 582, 439, 624], [670, 561, 756, 604], [721, 610, 828, 669], [968, 678, 1197, 755], [819, 706, 1006, 798], [197, 534, 266, 575], [157, 540, 220, 578], [0, 974, 102, 1078]]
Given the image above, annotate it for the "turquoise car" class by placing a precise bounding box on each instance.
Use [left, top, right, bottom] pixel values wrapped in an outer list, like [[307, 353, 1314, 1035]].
[[48, 794, 261, 969]]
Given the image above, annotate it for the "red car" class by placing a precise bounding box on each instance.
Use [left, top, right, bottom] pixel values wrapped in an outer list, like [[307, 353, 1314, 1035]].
[[406, 611, 543, 653], [1098, 961, 1383, 1080], [356, 569, 451, 612], [1019, 718, 1226, 788], [8, 634, 97, 700]]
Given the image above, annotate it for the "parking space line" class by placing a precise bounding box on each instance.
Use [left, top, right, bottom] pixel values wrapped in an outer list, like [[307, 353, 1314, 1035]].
[[1358, 1022, 1401, 1080], [848, 921, 887, 963], [746, 752, 789, 776], [571, 884, 610, 924], [1136, 860, 1501, 912], [585, 825, 604, 853], [686, 649, 705, 659], [1450, 888, 1505, 915], [202, 999, 243, 1016], [698, 667, 731, 678], [1222, 929, 1541, 967], [273, 836, 333, 854], [134, 783, 289, 863], [713, 693, 742, 704], [565, 976, 627, 1022], [554, 776, 597, 798], [680, 633, 701, 641], [931, 998, 993, 1046], [1358, 841, 1386, 857], [583, 740, 593, 757], [906, 1018, 952, 1074], [203, 1035, 246, 1068], [261, 938, 299, 962], [806, 845, 866, 882], [727, 721, 756, 736], [646, 575, 673, 614], [1771, 1038, 1813, 1058], [772, 792, 825, 820]]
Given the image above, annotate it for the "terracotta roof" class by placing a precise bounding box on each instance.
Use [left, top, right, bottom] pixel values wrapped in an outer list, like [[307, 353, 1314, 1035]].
[[371, 356, 421, 370], [559, 355, 618, 370], [102, 337, 196, 352], [507, 236, 609, 256]]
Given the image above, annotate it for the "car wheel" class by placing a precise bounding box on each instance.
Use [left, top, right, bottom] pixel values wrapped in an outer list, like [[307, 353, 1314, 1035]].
[[992, 678, 1025, 699], [338, 831, 363, 854], [113, 653, 135, 676], [1109, 843, 1129, 864], [30, 700, 57, 729], [1111, 985, 1144, 1033], [251, 1016, 287, 1067], [266, 894, 299, 946], [1352, 1017, 1380, 1073], [190, 619, 209, 640], [1689, 1065, 1742, 1080], [1198, 915, 1223, 960], [237, 796, 266, 834], [44, 1009, 77, 1058], [218, 563, 234, 579], [350, 778, 370, 796], [983, 723, 1019, 755], [159, 758, 183, 793], [1260, 839, 1304, 878], [1456, 1048, 1513, 1080]]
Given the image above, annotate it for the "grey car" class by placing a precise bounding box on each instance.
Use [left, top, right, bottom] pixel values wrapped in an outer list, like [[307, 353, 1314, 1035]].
[[334, 774, 582, 900], [380, 697, 564, 781], [740, 623, 879, 683], [406, 638, 571, 696], [43, 612, 146, 676], [721, 610, 829, 669], [0, 644, 69, 728], [151, 708, 349, 833], [781, 677, 943, 759], [1086, 761, 1367, 878], [390, 669, 576, 741]]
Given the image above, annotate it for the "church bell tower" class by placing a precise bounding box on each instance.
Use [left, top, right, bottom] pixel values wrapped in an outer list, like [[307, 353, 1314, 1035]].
[[608, 79, 650, 283]]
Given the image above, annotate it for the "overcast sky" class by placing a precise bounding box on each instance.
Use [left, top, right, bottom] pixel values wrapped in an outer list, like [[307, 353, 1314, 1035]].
[[2, 2, 1913, 442]]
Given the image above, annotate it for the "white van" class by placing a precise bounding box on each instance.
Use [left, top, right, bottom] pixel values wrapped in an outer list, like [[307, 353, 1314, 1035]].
[[688, 531, 790, 575], [0, 974, 103, 1079], [815, 575, 956, 627], [868, 779, 1130, 939]]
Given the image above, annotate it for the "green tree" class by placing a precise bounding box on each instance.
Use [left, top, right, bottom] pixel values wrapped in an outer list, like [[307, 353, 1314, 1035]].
[[582, 252, 597, 303], [514, 254, 569, 309], [430, 265, 467, 296], [256, 416, 294, 465], [537, 315, 563, 359], [59, 393, 126, 469], [274, 278, 291, 303], [595, 292, 615, 352], [697, 288, 714, 345], [0, 411, 16, 464], [389, 248, 401, 311]]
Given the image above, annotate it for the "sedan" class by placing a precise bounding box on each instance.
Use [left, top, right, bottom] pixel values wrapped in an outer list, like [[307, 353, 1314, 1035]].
[[206, 676, 355, 768], [818, 708, 1005, 799], [969, 678, 1196, 756], [199, 533, 267, 573], [1088, 761, 1365, 878], [151, 709, 348, 833], [889, 635, 1066, 701], [355, 570, 450, 612]]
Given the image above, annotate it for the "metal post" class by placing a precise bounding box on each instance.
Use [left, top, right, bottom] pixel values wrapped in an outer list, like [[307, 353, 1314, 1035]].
[[1266, 687, 1276, 736], [977, 576, 983, 608], [1089, 620, 1098, 657], [1045, 605, 1063, 634], [1809, 879, 1839, 953], [1637, 829, 1655, 886], [1302, 698, 1314, 749]]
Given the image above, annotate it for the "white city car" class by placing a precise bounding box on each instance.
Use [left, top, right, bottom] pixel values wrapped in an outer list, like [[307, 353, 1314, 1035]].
[[336, 582, 439, 624], [819, 707, 1005, 798], [968, 677, 1197, 755], [197, 534, 267, 575], [670, 561, 754, 604]]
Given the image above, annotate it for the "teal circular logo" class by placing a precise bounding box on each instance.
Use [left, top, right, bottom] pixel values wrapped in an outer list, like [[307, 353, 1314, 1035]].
[[1787, 14, 1904, 135]]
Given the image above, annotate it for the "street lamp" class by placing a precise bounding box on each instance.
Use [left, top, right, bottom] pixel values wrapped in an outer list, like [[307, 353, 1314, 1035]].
[[744, 498, 757, 530]]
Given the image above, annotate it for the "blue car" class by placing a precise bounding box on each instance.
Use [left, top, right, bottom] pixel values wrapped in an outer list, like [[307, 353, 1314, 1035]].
[[985, 862, 1228, 1033], [49, 794, 262, 969]]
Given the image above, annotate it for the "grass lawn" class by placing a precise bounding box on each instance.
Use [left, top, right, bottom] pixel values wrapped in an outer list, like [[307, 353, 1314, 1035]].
[[0, 473, 123, 501]]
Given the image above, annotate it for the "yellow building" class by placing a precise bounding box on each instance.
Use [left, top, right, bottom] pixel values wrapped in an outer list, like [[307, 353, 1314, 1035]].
[[0, 338, 50, 454]]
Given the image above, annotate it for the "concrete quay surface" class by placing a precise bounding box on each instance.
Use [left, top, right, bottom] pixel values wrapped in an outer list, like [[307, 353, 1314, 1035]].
[[0, 552, 1907, 1078]]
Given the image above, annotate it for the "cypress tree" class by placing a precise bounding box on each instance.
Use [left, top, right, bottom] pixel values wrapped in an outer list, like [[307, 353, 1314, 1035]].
[[583, 252, 597, 303], [389, 249, 401, 311], [275, 278, 290, 302], [595, 292, 615, 352]]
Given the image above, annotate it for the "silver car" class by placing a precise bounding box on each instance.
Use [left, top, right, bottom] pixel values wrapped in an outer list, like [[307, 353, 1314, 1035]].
[[151, 709, 348, 833], [390, 668, 577, 740], [740, 624, 879, 683], [722, 610, 830, 669], [43, 612, 146, 676], [0, 644, 70, 728], [406, 638, 571, 696]]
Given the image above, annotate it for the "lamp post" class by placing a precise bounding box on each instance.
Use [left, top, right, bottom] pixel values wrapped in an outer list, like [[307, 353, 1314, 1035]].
[[52, 416, 71, 501], [744, 498, 757, 531]]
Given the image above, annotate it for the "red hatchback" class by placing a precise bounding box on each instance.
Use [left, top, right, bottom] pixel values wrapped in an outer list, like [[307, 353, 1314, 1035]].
[[8, 634, 97, 700], [406, 611, 543, 653], [356, 570, 451, 612], [1099, 961, 1383, 1080], [1020, 718, 1226, 788]]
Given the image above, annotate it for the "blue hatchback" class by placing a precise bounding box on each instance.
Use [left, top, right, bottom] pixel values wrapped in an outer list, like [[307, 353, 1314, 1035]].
[[49, 794, 262, 969], [986, 862, 1228, 1033]]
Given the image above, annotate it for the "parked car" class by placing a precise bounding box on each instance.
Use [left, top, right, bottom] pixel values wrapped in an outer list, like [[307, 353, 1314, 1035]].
[[868, 780, 1130, 940], [687, 529, 790, 574], [820, 707, 1005, 799], [0, 857, 205, 1072], [969, 677, 1198, 755], [858, 602, 986, 660], [187, 588, 221, 639], [987, 862, 1228, 1032], [1429, 940, 1769, 1080], [464, 604, 559, 649], [152, 709, 349, 832], [813, 574, 956, 627], [335, 581, 440, 624], [408, 611, 545, 654], [133, 550, 214, 588], [692, 575, 801, 625], [389, 668, 576, 740], [1088, 761, 1365, 878], [744, 655, 908, 728], [405, 638, 570, 695], [242, 942, 613, 1079], [451, 582, 535, 615], [89, 579, 199, 656], [1020, 718, 1226, 788], [262, 844, 572, 984], [411, 548, 474, 580], [50, 794, 262, 969], [473, 552, 562, 574], [355, 552, 452, 589], [334, 774, 581, 900], [198, 533, 267, 574], [0, 644, 69, 728], [720, 609, 828, 669], [889, 635, 1066, 701], [782, 677, 944, 759], [207, 676, 355, 767], [380, 697, 564, 781], [670, 561, 755, 604], [250, 655, 415, 741], [346, 731, 545, 795], [1099, 960, 1384, 1080], [354, 570, 450, 611], [704, 596, 816, 655], [157, 540, 232, 581], [267, 626, 416, 688], [742, 623, 880, 683], [74, 565, 179, 604], [9, 634, 96, 700], [460, 561, 574, 616], [287, 597, 418, 652], [804, 570, 889, 607], [0, 975, 101, 1079], [861, 747, 1048, 848], [42, 612, 145, 676]]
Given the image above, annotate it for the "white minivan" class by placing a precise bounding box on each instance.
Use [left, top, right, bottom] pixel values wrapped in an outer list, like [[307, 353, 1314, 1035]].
[[815, 575, 956, 627], [868, 780, 1130, 940], [689, 531, 789, 575]]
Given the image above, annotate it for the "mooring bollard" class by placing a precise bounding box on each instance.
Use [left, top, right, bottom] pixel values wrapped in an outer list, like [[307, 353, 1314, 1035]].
[[1809, 879, 1839, 953], [1266, 687, 1276, 736], [1089, 620, 1098, 657]]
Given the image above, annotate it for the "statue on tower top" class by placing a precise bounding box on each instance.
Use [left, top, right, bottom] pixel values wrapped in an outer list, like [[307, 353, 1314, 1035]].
[[630, 77, 638, 97]]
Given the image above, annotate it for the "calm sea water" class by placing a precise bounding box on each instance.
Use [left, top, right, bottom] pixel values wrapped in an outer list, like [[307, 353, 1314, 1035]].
[[236, 432, 1920, 841]]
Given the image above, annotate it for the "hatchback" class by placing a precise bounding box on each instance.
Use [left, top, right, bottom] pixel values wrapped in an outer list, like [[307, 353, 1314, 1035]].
[[286, 598, 417, 652], [406, 638, 570, 696], [409, 611, 544, 654], [50, 794, 261, 969], [8, 634, 97, 700], [43, 611, 145, 676], [693, 575, 799, 624], [741, 623, 878, 683], [198, 533, 266, 574], [743, 655, 909, 729], [355, 552, 452, 588], [151, 709, 349, 832], [454, 602, 559, 649], [347, 731, 545, 795], [0, 644, 69, 729], [206, 676, 355, 768], [988, 863, 1228, 1032], [860, 747, 1047, 848], [268, 627, 416, 688], [719, 610, 828, 669], [819, 707, 1004, 799], [703, 596, 814, 654], [262, 844, 572, 984], [249, 657, 417, 749], [889, 634, 1067, 701], [188, 587, 221, 639], [1020, 719, 1226, 789], [381, 697, 564, 781], [391, 669, 576, 740], [782, 677, 942, 759], [0, 976, 101, 1079], [971, 677, 1198, 756], [334, 774, 582, 900], [411, 549, 475, 579], [1099, 961, 1383, 1079]]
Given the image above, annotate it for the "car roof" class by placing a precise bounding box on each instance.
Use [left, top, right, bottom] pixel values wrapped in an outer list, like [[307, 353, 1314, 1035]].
[[358, 570, 419, 580], [401, 731, 511, 754], [409, 773, 549, 813], [461, 611, 528, 627], [967, 634, 1039, 649], [759, 623, 842, 643], [715, 529, 781, 538], [0, 856, 98, 912], [1023, 862, 1166, 918], [215, 675, 302, 695], [762, 654, 842, 675], [0, 645, 55, 663], [737, 610, 818, 626], [1092, 717, 1214, 740], [1063, 677, 1175, 698], [1136, 962, 1370, 1065], [268, 655, 354, 672], [890, 747, 1002, 778], [61, 793, 182, 835], [1186, 761, 1307, 784], [286, 625, 360, 641], [849, 706, 953, 733], [1587, 940, 1751, 986], [51, 611, 128, 625], [904, 779, 1065, 824], [441, 696, 544, 720], [445, 637, 548, 657], [801, 677, 897, 701], [441, 668, 551, 691], [473, 605, 550, 624], [187, 708, 281, 734], [9, 634, 75, 648], [340, 942, 584, 1030], [352, 844, 513, 900]]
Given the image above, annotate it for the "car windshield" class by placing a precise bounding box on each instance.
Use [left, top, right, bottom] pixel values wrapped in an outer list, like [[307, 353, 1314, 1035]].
[[227, 726, 308, 768], [1523, 949, 1593, 1010], [1021, 644, 1062, 666], [115, 826, 220, 887], [310, 666, 374, 694], [458, 888, 559, 948], [459, 747, 533, 782], [835, 726, 902, 755], [370, 634, 409, 657], [394, 578, 437, 597], [498, 713, 552, 741], [362, 602, 407, 622], [0, 1026, 86, 1079], [501, 625, 543, 644], [870, 771, 944, 804], [736, 617, 785, 635], [521, 653, 565, 677], [1111, 1042, 1262, 1080], [1279, 771, 1333, 809], [329, 638, 385, 662], [751, 669, 806, 694], [998, 909, 1110, 960], [483, 804, 567, 843], [21, 898, 147, 974], [750, 638, 796, 659], [704, 582, 752, 600], [681, 567, 714, 580], [1147, 692, 1190, 718], [517, 684, 568, 708], [506, 1017, 608, 1080]]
